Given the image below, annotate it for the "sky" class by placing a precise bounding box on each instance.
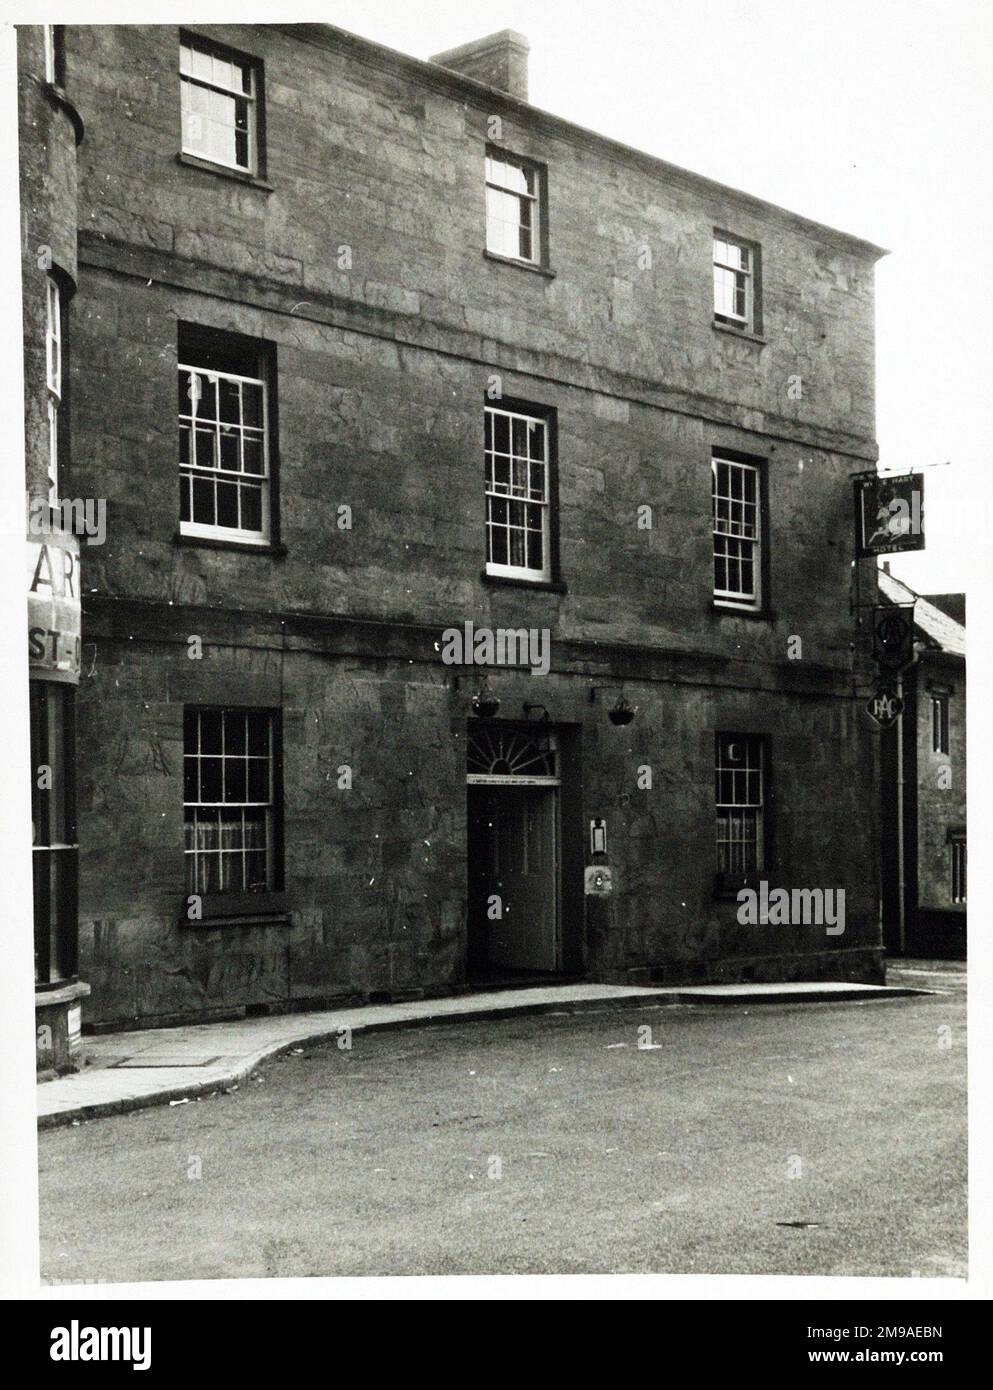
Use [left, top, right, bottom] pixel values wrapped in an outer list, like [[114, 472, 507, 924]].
[[293, 0, 992, 597]]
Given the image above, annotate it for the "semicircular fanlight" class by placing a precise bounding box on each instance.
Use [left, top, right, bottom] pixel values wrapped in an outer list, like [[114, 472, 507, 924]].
[[467, 726, 556, 778]]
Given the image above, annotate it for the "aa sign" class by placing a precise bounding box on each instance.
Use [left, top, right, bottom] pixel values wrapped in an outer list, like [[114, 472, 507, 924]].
[[853, 473, 925, 557]]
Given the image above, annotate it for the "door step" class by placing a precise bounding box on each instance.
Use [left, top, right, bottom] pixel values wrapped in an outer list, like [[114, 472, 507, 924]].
[[467, 972, 586, 993]]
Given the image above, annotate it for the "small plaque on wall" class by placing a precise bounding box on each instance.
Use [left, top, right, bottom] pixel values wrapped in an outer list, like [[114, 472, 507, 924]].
[[584, 865, 613, 896]]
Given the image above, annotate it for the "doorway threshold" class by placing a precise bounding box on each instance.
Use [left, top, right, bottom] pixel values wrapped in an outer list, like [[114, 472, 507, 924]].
[[467, 969, 586, 993]]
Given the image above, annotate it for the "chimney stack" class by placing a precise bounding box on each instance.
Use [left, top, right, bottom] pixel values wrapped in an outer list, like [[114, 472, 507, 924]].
[[429, 30, 529, 101]]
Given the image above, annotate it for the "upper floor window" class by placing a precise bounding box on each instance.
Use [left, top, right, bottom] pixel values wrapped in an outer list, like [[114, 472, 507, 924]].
[[178, 325, 271, 545], [716, 734, 766, 874], [714, 234, 759, 332], [45, 277, 62, 506], [712, 454, 763, 610], [180, 34, 259, 174], [931, 690, 950, 755], [485, 152, 543, 265], [484, 403, 553, 582]]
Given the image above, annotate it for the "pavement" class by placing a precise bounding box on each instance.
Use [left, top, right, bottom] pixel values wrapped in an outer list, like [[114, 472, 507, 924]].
[[37, 966, 965, 1280], [38, 977, 929, 1129]]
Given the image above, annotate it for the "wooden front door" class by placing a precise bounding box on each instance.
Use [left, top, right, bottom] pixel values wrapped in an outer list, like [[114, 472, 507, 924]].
[[467, 784, 559, 974]]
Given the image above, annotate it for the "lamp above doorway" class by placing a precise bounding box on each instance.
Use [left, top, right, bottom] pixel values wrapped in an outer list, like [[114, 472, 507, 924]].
[[522, 702, 551, 752]]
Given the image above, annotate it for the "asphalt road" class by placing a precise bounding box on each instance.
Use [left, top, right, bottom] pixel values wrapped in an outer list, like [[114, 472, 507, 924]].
[[38, 965, 966, 1281]]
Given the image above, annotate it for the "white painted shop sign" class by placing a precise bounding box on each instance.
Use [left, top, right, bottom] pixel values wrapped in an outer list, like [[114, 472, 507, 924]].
[[27, 537, 81, 683]]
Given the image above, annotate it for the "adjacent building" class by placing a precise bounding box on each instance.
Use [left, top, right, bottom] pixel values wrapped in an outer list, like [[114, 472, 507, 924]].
[[21, 23, 87, 1070], [878, 570, 966, 958], [21, 22, 889, 1032]]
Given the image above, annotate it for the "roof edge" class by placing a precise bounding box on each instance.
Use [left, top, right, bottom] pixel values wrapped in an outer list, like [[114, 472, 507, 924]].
[[275, 22, 890, 261]]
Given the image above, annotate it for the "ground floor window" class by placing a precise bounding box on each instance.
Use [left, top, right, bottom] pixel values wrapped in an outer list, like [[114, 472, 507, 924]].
[[950, 836, 966, 904], [31, 681, 77, 984], [716, 733, 765, 873], [183, 707, 279, 894]]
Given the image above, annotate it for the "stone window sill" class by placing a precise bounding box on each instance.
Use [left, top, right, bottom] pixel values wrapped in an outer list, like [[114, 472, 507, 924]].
[[184, 913, 291, 929], [481, 570, 567, 594], [176, 152, 274, 191], [181, 891, 289, 927], [714, 871, 763, 900], [174, 532, 287, 558], [711, 601, 776, 621], [483, 250, 556, 279], [712, 320, 766, 345]]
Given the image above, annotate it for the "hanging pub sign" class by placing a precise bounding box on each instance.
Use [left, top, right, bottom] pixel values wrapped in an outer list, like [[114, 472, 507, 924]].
[[872, 605, 915, 670], [27, 535, 81, 684], [853, 472, 925, 557]]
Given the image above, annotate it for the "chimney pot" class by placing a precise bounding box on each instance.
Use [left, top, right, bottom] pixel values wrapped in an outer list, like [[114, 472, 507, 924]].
[[429, 29, 529, 101]]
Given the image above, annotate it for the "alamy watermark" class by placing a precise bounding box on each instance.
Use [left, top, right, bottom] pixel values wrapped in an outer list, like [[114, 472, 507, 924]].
[[50, 1321, 151, 1371], [737, 881, 845, 936], [10, 492, 108, 545], [440, 621, 550, 676]]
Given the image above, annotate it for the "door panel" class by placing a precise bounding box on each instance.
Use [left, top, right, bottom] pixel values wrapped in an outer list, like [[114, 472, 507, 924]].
[[469, 785, 558, 973]]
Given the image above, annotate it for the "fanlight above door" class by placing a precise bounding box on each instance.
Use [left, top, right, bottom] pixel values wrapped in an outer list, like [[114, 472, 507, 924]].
[[467, 726, 558, 783]]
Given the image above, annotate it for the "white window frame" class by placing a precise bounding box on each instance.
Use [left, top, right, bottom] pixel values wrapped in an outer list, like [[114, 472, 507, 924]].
[[485, 153, 541, 265], [184, 708, 276, 895], [713, 235, 754, 330], [931, 692, 950, 755], [484, 404, 552, 582], [180, 36, 257, 175], [46, 277, 61, 398], [716, 734, 765, 875], [178, 362, 271, 545], [950, 836, 966, 905], [712, 456, 762, 610], [45, 277, 61, 507]]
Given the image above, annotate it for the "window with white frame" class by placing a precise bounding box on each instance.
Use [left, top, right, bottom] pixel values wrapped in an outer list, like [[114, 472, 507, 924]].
[[485, 153, 541, 264], [716, 734, 765, 874], [485, 404, 552, 580], [713, 235, 756, 330], [712, 455, 762, 609], [184, 708, 277, 895], [178, 336, 270, 543], [931, 690, 950, 755], [180, 35, 258, 174], [950, 836, 966, 905], [45, 277, 61, 506]]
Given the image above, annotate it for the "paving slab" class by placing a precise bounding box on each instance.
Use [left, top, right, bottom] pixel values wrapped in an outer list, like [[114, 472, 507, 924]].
[[37, 979, 930, 1129]]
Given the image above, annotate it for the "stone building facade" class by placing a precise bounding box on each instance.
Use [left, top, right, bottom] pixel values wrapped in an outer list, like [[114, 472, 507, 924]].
[[22, 22, 888, 1030]]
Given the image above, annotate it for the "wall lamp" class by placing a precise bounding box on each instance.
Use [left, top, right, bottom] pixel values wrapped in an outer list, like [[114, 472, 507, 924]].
[[523, 702, 552, 751]]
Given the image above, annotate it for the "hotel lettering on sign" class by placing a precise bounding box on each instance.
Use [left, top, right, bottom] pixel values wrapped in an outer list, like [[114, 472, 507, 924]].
[[27, 535, 81, 684]]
